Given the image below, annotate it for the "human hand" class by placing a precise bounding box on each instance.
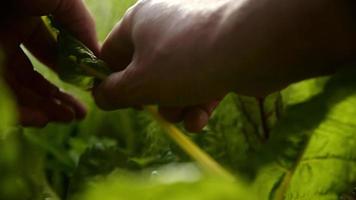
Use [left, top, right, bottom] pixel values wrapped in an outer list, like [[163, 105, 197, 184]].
[[94, 0, 234, 132], [0, 0, 98, 127], [94, 0, 356, 132]]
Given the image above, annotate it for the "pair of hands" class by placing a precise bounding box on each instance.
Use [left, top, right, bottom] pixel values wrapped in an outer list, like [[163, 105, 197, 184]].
[[2, 0, 356, 131]]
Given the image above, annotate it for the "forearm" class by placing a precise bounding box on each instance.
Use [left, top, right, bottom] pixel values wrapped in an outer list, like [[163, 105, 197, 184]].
[[214, 0, 356, 94]]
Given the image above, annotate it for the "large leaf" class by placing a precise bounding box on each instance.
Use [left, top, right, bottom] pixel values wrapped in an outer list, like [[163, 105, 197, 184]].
[[249, 68, 356, 199], [71, 167, 253, 200]]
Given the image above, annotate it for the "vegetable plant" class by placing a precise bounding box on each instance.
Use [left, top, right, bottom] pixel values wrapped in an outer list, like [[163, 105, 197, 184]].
[[0, 1, 356, 200]]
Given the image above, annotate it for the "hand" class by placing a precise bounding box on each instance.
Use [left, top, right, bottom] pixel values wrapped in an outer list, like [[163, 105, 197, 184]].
[[0, 0, 98, 127], [94, 0, 356, 132]]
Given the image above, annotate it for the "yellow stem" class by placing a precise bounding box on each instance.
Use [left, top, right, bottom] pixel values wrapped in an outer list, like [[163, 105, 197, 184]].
[[145, 106, 235, 181], [95, 71, 234, 180]]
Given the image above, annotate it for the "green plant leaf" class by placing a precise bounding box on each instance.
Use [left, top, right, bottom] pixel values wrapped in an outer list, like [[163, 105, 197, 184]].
[[56, 29, 111, 89], [249, 68, 356, 199], [70, 169, 252, 200], [0, 51, 17, 136]]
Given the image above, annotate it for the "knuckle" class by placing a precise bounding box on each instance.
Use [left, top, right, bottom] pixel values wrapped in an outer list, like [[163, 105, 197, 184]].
[[124, 0, 149, 21]]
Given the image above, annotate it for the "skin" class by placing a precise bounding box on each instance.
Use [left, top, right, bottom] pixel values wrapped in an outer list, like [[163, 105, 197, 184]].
[[94, 0, 356, 132], [0, 0, 99, 127]]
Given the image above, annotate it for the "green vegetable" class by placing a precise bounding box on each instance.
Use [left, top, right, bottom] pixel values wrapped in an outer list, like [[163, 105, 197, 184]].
[[248, 68, 356, 199], [43, 16, 111, 89], [71, 68, 356, 200], [43, 16, 234, 181], [1, 1, 356, 199]]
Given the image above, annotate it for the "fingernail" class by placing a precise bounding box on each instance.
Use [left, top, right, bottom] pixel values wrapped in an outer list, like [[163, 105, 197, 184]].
[[184, 108, 209, 133]]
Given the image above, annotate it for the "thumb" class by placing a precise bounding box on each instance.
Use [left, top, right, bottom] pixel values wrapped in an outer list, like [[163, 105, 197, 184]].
[[101, 17, 134, 72], [93, 63, 155, 110], [93, 70, 128, 110]]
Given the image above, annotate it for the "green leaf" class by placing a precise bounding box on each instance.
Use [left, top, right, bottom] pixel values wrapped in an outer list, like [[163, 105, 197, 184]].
[[43, 16, 111, 89], [67, 146, 131, 195], [56, 30, 111, 89], [0, 51, 17, 136], [70, 168, 252, 200], [0, 129, 61, 200], [249, 68, 356, 199]]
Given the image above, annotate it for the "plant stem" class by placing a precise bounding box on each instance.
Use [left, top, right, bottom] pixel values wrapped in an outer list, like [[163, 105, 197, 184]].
[[257, 97, 269, 141], [94, 72, 234, 181], [146, 106, 235, 181]]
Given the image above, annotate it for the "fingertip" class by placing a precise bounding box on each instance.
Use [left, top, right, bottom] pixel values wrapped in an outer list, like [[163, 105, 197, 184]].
[[54, 0, 99, 55], [204, 100, 221, 115], [54, 91, 87, 120], [19, 107, 49, 128], [92, 72, 131, 111], [100, 20, 134, 71], [92, 89, 123, 111], [74, 103, 87, 120], [184, 108, 209, 133], [92, 85, 115, 111], [49, 102, 76, 123], [181, 100, 220, 133], [159, 106, 184, 123]]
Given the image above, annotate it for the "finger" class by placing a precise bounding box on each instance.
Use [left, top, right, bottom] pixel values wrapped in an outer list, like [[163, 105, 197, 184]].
[[9, 65, 86, 121], [93, 70, 127, 110], [0, 18, 39, 55], [159, 106, 185, 123], [5, 46, 59, 98], [46, 101, 76, 123], [8, 0, 61, 16], [159, 100, 221, 130], [7, 74, 75, 123], [183, 100, 220, 133], [18, 106, 49, 127], [23, 17, 58, 71], [0, 17, 57, 72], [93, 63, 204, 110], [7, 44, 86, 120], [101, 15, 134, 71], [184, 107, 210, 133], [5, 49, 76, 123], [8, 0, 98, 53], [54, 91, 87, 120], [2, 18, 87, 120], [94, 62, 162, 110], [53, 0, 99, 53], [1, 18, 58, 97], [93, 65, 138, 110]]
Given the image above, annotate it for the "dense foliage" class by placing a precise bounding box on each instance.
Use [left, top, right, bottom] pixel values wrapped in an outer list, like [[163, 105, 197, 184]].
[[1, 0, 356, 200]]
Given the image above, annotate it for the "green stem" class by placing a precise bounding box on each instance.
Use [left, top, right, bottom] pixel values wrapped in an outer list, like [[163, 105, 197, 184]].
[[145, 106, 235, 181]]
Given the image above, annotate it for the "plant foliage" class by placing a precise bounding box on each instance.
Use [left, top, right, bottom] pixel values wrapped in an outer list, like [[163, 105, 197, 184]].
[[0, 0, 356, 200]]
